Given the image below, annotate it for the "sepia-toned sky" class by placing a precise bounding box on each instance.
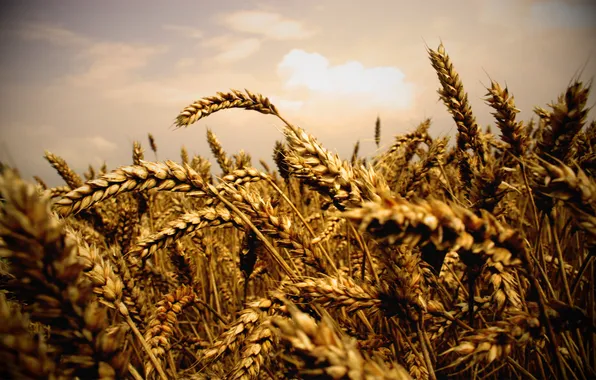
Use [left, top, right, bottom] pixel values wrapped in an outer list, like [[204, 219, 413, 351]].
[[1, 0, 595, 185]]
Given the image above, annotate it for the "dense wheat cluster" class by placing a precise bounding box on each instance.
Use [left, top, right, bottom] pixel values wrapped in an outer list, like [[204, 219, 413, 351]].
[[1, 43, 595, 379]]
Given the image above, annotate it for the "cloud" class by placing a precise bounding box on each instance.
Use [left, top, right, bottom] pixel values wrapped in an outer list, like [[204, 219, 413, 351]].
[[15, 24, 180, 108], [86, 136, 117, 151], [18, 23, 90, 47], [277, 49, 415, 109], [85, 42, 166, 71], [200, 35, 262, 63], [200, 34, 234, 49], [66, 42, 167, 87], [214, 38, 261, 63], [16, 24, 167, 91], [162, 24, 204, 39], [270, 97, 304, 111], [221, 11, 315, 40]]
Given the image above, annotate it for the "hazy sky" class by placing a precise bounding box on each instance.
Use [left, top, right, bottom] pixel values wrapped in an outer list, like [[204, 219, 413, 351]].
[[1, 0, 595, 186]]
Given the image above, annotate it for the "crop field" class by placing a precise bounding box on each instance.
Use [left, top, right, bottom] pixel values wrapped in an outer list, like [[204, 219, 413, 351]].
[[0, 43, 595, 379]]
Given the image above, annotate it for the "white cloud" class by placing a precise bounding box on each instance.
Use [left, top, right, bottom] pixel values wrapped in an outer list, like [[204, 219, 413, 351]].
[[162, 24, 204, 39], [270, 97, 304, 111], [277, 49, 415, 109], [86, 136, 117, 151], [85, 42, 166, 70], [19, 23, 90, 47], [214, 38, 261, 63], [66, 42, 167, 86], [200, 34, 235, 49], [222, 11, 315, 40], [17, 25, 167, 92], [104, 81, 196, 106], [200, 35, 262, 63], [46, 39, 178, 106]]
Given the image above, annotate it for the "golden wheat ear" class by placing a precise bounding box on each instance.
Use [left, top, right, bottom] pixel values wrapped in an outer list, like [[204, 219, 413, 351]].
[[174, 89, 279, 128], [0, 169, 131, 378]]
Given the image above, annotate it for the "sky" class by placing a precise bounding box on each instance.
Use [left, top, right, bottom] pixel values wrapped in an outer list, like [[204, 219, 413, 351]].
[[0, 0, 595, 186]]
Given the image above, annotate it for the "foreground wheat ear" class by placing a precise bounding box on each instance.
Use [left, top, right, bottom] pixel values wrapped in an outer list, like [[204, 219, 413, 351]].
[[2, 42, 594, 379]]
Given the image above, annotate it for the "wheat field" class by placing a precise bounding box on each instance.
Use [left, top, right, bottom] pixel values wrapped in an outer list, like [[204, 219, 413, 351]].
[[1, 43, 595, 380]]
